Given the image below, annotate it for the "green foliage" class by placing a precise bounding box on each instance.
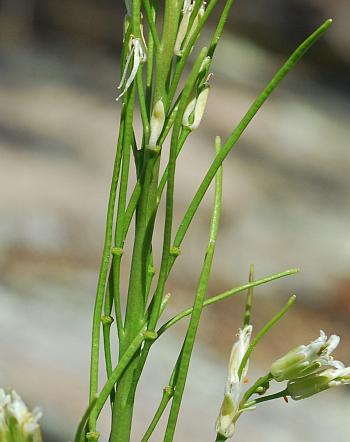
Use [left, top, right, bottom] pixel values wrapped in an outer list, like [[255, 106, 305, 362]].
[[75, 1, 333, 441]]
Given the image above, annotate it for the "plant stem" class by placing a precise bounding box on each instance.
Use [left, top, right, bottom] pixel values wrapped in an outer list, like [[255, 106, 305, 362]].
[[141, 388, 173, 442], [74, 397, 97, 442], [88, 104, 126, 407], [243, 264, 254, 327], [168, 20, 332, 278], [248, 389, 289, 406], [238, 295, 296, 380], [143, 0, 161, 51], [141, 350, 182, 441], [111, 148, 160, 441], [240, 373, 273, 408], [111, 49, 210, 441], [102, 276, 115, 392], [215, 434, 227, 442], [155, 0, 182, 103], [163, 136, 223, 441], [166, 0, 220, 108], [157, 269, 299, 336], [89, 326, 147, 430]]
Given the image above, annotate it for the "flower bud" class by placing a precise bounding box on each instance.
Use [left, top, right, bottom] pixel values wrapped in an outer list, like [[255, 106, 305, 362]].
[[149, 99, 165, 148], [182, 87, 209, 131], [287, 367, 350, 400]]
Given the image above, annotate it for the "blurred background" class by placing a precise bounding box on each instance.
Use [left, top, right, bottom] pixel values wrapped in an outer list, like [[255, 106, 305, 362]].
[[0, 1, 349, 441]]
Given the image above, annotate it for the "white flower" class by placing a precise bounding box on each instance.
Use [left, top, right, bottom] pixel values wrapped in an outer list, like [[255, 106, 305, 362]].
[[288, 366, 350, 400], [6, 390, 28, 424], [117, 37, 147, 101], [271, 330, 342, 382], [216, 325, 253, 439], [0, 389, 42, 442]]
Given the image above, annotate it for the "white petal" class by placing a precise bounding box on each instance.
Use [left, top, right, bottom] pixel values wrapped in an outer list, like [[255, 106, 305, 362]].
[[6, 391, 28, 424], [325, 334, 340, 355]]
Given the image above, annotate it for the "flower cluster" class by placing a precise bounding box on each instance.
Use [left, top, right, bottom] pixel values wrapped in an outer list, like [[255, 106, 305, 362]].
[[216, 328, 350, 440], [0, 389, 42, 442], [271, 331, 350, 400]]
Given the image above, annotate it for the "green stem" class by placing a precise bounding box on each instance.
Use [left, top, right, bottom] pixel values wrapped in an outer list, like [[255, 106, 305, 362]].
[[208, 0, 235, 59], [141, 335, 183, 440], [74, 397, 97, 442], [142, 0, 161, 51], [122, 125, 189, 238], [111, 148, 160, 442], [163, 136, 223, 441], [137, 67, 150, 141], [240, 373, 273, 407], [166, 0, 220, 108], [145, 2, 156, 112], [238, 295, 296, 379], [167, 20, 332, 277], [111, 85, 137, 342], [113, 48, 206, 442], [149, 47, 209, 333], [243, 264, 255, 327], [88, 105, 125, 406], [155, 0, 182, 102], [141, 387, 173, 442], [89, 326, 147, 430], [156, 128, 191, 202], [246, 389, 289, 407], [157, 269, 299, 336], [102, 276, 115, 400], [215, 434, 227, 442]]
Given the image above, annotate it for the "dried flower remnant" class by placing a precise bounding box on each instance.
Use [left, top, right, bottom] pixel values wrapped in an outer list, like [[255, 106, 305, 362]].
[[117, 36, 147, 101], [183, 86, 210, 130], [216, 325, 254, 439]]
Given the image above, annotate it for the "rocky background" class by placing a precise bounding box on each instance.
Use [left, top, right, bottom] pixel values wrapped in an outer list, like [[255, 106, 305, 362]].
[[0, 1, 349, 441]]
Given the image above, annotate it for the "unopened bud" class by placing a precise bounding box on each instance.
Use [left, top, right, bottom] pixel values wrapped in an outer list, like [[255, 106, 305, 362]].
[[149, 99, 165, 148]]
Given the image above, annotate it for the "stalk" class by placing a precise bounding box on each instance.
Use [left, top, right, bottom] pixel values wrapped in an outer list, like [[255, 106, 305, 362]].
[[164, 137, 223, 441]]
